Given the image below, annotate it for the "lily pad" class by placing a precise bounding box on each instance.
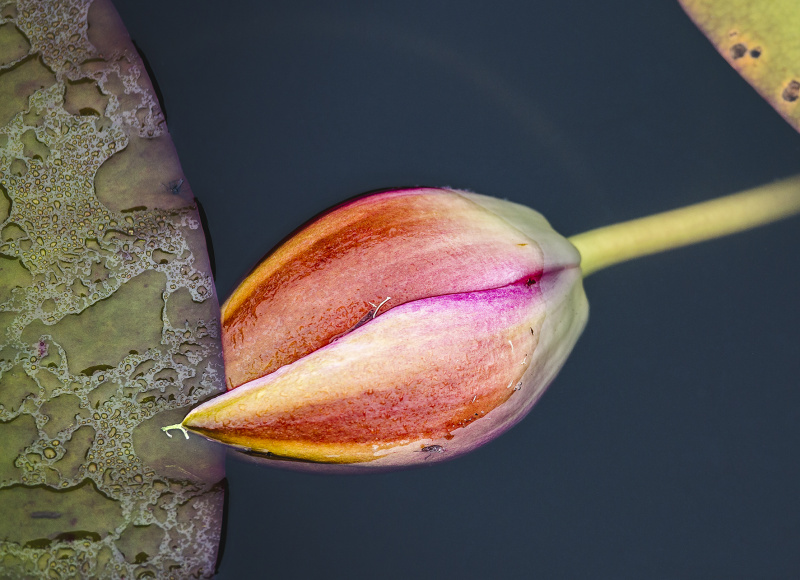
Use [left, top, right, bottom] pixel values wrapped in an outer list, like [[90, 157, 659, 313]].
[[0, 0, 225, 577], [679, 0, 800, 132]]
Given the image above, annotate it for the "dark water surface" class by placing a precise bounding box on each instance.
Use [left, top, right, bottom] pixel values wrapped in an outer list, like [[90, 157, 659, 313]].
[[113, 1, 800, 578]]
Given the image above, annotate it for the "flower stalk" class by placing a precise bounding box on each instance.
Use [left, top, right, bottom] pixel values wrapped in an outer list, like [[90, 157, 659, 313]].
[[569, 175, 800, 277]]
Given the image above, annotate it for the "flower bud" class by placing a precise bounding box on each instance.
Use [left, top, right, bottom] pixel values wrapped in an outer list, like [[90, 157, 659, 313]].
[[183, 188, 588, 469]]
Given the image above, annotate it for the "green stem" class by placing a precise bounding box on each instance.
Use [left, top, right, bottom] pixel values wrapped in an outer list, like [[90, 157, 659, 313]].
[[568, 175, 800, 277]]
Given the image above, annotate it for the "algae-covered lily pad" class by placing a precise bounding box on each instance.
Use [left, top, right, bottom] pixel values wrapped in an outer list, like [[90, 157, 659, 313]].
[[679, 0, 800, 133], [0, 0, 225, 577]]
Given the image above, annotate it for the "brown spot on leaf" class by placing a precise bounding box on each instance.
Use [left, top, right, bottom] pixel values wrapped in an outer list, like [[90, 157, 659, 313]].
[[782, 80, 800, 102], [730, 43, 747, 60]]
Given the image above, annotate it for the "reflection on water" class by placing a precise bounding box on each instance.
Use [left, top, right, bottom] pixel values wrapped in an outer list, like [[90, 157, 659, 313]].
[[0, 0, 225, 576]]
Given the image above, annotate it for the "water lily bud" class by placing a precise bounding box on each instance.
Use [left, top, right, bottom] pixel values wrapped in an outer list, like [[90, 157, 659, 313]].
[[183, 188, 588, 469]]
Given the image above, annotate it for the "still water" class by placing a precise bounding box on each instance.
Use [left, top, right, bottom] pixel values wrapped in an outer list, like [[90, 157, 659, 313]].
[[58, 0, 800, 577]]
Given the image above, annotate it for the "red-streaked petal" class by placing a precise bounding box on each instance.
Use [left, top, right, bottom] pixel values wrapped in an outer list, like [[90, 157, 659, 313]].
[[187, 280, 545, 463], [220, 188, 545, 389]]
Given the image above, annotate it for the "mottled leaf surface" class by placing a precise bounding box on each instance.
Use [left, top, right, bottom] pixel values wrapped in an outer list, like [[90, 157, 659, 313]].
[[0, 0, 225, 577], [679, 0, 800, 132]]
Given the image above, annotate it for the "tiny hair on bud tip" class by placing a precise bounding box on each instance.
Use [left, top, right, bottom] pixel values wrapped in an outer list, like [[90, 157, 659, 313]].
[[162, 423, 190, 439]]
